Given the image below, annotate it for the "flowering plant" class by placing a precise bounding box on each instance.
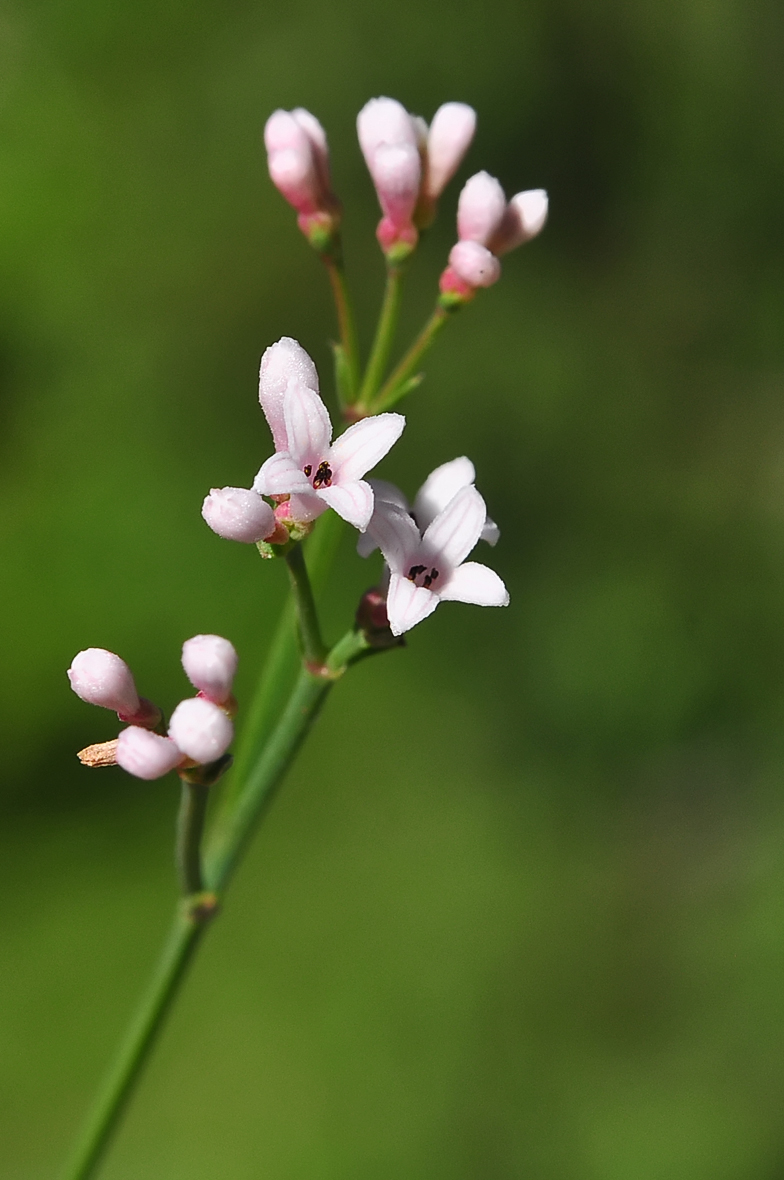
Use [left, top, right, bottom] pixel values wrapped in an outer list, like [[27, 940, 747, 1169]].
[[62, 95, 546, 1179]]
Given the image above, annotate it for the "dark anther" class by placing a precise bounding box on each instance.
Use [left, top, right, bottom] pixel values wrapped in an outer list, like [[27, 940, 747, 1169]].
[[423, 568, 439, 588], [407, 564, 427, 582], [312, 461, 333, 488], [303, 464, 312, 477]]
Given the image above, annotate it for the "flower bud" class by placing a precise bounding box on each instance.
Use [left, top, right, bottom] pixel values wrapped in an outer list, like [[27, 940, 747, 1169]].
[[447, 240, 501, 289], [181, 635, 238, 705], [423, 103, 476, 201], [259, 336, 319, 451], [202, 487, 276, 544], [68, 648, 140, 717], [264, 108, 339, 246], [489, 189, 549, 255], [116, 727, 183, 780], [456, 171, 507, 245], [357, 97, 422, 256], [168, 697, 234, 765]]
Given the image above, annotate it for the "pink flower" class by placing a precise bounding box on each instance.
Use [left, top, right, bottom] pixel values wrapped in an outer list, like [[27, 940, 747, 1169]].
[[362, 484, 508, 636], [68, 648, 160, 726], [254, 379, 405, 531], [168, 697, 234, 765], [116, 728, 183, 780], [440, 171, 548, 297], [264, 108, 339, 246], [202, 487, 276, 544], [181, 635, 238, 706]]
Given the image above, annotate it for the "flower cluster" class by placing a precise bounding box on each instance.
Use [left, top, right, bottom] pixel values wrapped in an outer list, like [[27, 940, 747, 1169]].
[[356, 97, 476, 258], [266, 94, 547, 284], [440, 173, 548, 299], [68, 637, 237, 781]]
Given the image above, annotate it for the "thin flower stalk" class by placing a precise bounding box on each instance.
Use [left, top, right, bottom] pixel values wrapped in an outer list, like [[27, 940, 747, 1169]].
[[354, 261, 406, 413], [370, 301, 454, 412], [324, 252, 361, 404]]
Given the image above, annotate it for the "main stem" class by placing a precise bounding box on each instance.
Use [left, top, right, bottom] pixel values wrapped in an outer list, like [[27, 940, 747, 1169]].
[[58, 908, 209, 1180]]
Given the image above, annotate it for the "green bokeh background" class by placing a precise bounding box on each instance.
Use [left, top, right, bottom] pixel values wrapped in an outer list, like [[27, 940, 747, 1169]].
[[3, 0, 784, 1176]]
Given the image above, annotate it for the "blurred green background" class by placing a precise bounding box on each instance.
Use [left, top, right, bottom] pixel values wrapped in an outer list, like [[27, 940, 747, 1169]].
[[3, 0, 784, 1175]]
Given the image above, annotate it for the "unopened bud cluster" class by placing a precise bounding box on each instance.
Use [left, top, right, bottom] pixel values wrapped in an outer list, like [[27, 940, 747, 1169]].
[[264, 93, 546, 279], [68, 637, 238, 781]]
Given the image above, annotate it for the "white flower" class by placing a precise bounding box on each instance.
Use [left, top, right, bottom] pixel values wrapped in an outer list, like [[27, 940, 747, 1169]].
[[365, 484, 509, 636], [259, 336, 320, 453], [358, 456, 499, 557], [253, 380, 405, 531]]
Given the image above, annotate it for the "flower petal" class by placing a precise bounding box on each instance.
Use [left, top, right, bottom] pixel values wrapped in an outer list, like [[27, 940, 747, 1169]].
[[438, 561, 509, 606], [386, 573, 441, 636], [364, 501, 420, 571], [329, 413, 405, 482], [317, 480, 375, 530], [357, 479, 411, 557], [481, 516, 500, 546], [259, 337, 319, 452], [422, 484, 486, 570], [413, 456, 475, 530], [283, 381, 332, 466], [286, 492, 327, 523], [253, 451, 310, 496]]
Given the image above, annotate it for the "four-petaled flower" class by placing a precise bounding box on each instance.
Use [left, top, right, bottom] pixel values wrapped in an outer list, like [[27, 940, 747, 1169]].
[[364, 482, 509, 636], [254, 380, 404, 532]]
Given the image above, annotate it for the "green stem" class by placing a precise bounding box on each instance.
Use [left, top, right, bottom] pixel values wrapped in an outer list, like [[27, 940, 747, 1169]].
[[210, 513, 344, 830], [325, 253, 361, 402], [285, 542, 327, 667], [59, 906, 210, 1180], [371, 302, 453, 413], [355, 263, 405, 411], [61, 625, 369, 1180], [176, 779, 210, 895]]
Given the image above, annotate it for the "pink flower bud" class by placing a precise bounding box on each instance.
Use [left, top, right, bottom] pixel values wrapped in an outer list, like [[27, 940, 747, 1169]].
[[456, 171, 507, 245], [264, 108, 338, 244], [202, 487, 276, 544], [423, 103, 476, 201], [168, 697, 234, 765], [68, 648, 140, 717], [447, 240, 501, 288], [357, 97, 422, 255], [259, 336, 319, 451], [488, 188, 549, 254], [116, 727, 183, 780], [181, 635, 238, 705]]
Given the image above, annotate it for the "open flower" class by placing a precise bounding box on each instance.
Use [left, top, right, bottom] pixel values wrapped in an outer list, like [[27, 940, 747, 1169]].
[[254, 379, 404, 531], [364, 484, 509, 635], [358, 456, 499, 557]]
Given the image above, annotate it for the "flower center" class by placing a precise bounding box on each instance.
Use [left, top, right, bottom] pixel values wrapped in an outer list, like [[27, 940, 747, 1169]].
[[304, 460, 333, 489], [407, 564, 439, 589]]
